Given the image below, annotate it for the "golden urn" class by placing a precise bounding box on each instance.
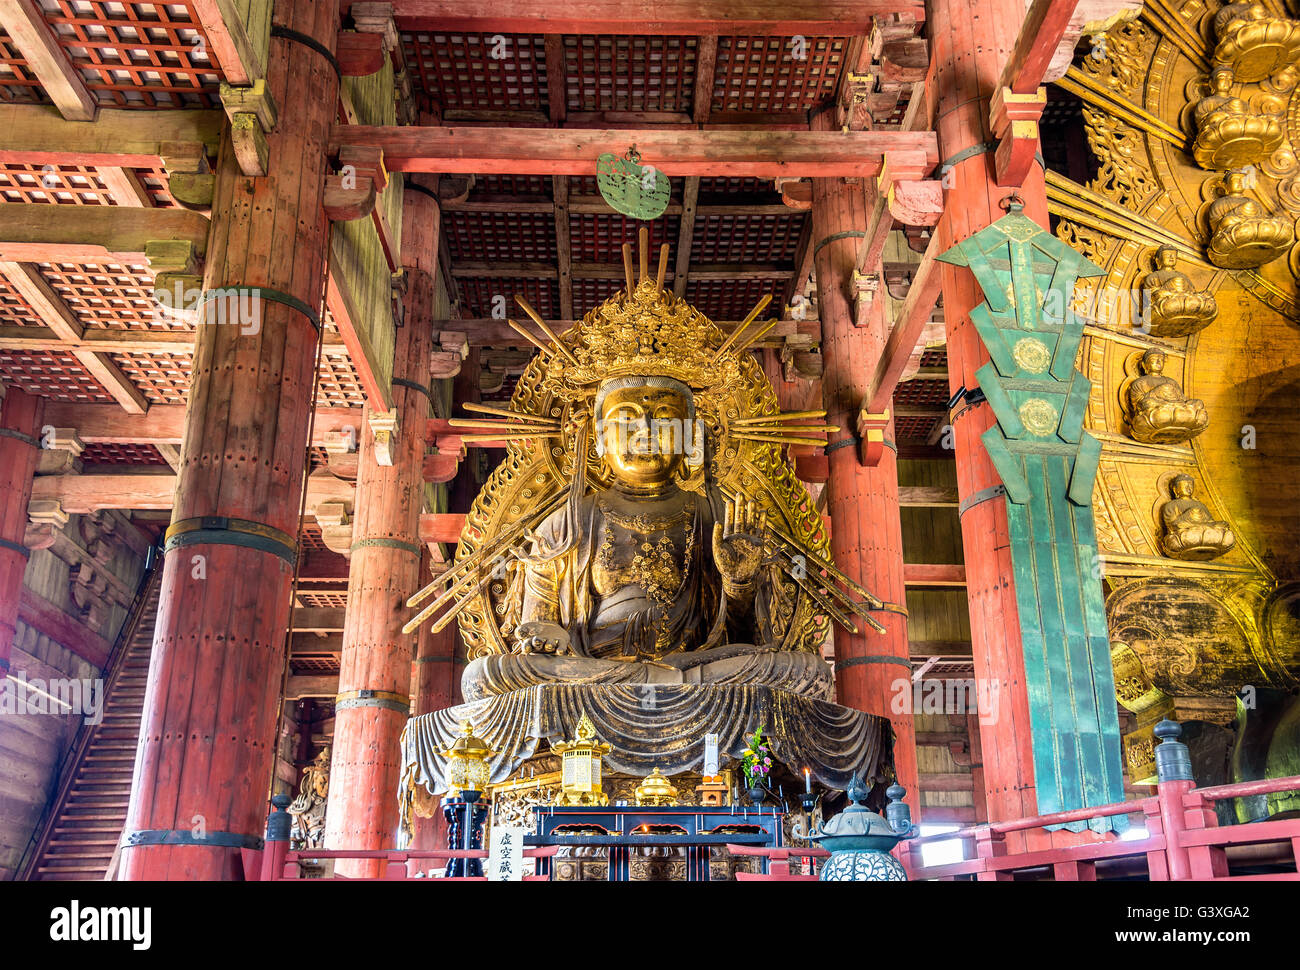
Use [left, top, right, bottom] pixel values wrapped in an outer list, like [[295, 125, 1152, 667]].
[[634, 767, 680, 807]]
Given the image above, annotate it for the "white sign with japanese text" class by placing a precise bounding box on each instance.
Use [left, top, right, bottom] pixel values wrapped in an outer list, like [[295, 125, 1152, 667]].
[[487, 826, 528, 881]]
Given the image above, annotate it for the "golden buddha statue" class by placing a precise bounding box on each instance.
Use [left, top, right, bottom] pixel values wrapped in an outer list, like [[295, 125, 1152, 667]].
[[1159, 474, 1236, 560], [1140, 246, 1218, 336], [1126, 349, 1210, 444], [1206, 170, 1293, 268], [1192, 67, 1284, 170], [1213, 2, 1300, 84]]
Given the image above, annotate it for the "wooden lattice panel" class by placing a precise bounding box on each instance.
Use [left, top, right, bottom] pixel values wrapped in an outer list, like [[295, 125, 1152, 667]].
[[572, 277, 622, 317], [892, 413, 938, 439], [39, 0, 223, 108], [473, 175, 550, 197], [568, 213, 678, 263], [0, 348, 114, 402], [683, 276, 785, 321], [894, 376, 951, 407], [0, 29, 47, 104], [445, 210, 556, 262], [0, 163, 113, 204], [40, 261, 166, 330], [698, 177, 775, 197], [562, 35, 697, 113], [711, 36, 848, 114], [458, 276, 556, 319], [109, 350, 190, 403], [291, 655, 341, 675], [135, 164, 177, 207], [0, 278, 44, 327], [400, 32, 547, 112], [920, 348, 948, 369], [690, 212, 805, 263], [79, 441, 167, 465], [315, 350, 369, 408], [294, 590, 348, 609]]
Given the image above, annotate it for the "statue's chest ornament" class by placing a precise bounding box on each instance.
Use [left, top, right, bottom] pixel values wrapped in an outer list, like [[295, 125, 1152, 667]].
[[594, 499, 695, 607]]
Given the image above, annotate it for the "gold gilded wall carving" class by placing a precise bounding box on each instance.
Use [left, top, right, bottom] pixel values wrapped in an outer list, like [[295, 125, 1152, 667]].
[[1052, 0, 1300, 758]]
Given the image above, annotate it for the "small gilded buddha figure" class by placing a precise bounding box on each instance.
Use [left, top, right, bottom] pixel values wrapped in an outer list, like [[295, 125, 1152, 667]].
[[1127, 349, 1210, 444], [1140, 246, 1218, 337], [1213, 2, 1300, 84], [1192, 67, 1284, 170], [1206, 170, 1294, 269], [460, 374, 832, 701], [1159, 474, 1236, 561]]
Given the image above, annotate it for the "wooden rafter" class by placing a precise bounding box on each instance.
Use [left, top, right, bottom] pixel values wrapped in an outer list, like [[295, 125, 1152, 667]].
[[692, 36, 718, 126], [43, 402, 363, 447], [452, 261, 791, 280], [437, 317, 819, 349], [672, 176, 700, 299], [0, 0, 96, 121], [0, 327, 348, 354], [191, 0, 270, 86], [331, 126, 939, 177], [30, 470, 356, 515], [864, 232, 944, 415], [371, 0, 926, 33]]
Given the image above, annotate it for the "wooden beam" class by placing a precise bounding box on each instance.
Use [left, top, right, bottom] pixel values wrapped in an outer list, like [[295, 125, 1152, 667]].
[[865, 232, 943, 414], [72, 351, 149, 414], [0, 0, 96, 121], [543, 33, 567, 124], [451, 260, 790, 280], [0, 261, 84, 341], [418, 513, 466, 544], [331, 125, 939, 177], [325, 271, 393, 410], [553, 175, 573, 319], [692, 36, 718, 125], [0, 204, 209, 263], [30, 470, 355, 514], [42, 402, 363, 447], [374, 1, 925, 33], [292, 607, 346, 633], [285, 674, 339, 699], [903, 563, 967, 586], [897, 486, 959, 507], [95, 166, 153, 207], [0, 325, 348, 354], [191, 0, 268, 86], [998, 0, 1080, 94], [17, 588, 112, 668], [0, 104, 223, 167], [672, 176, 700, 299]]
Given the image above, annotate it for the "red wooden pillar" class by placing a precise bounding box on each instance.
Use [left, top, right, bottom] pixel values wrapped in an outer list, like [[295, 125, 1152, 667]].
[[323, 181, 439, 876], [810, 117, 918, 810], [0, 388, 42, 682], [119, 0, 340, 880], [932, 0, 1077, 848]]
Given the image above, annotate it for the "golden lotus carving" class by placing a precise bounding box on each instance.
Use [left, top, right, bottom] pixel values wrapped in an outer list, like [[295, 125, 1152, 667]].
[[1018, 397, 1059, 436]]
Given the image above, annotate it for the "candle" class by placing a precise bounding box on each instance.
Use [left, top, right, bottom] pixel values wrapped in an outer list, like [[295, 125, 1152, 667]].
[[804, 768, 811, 793]]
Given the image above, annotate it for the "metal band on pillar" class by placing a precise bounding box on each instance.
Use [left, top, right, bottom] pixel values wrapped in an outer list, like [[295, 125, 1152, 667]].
[[958, 484, 1008, 517], [197, 286, 321, 331], [0, 428, 38, 447], [0, 536, 31, 559], [835, 654, 914, 673], [165, 516, 299, 566], [350, 537, 423, 555], [122, 829, 264, 850], [335, 689, 411, 715], [270, 24, 341, 80]]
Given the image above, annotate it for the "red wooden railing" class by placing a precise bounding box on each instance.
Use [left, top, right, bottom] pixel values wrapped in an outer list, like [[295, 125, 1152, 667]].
[[726, 844, 828, 880], [254, 843, 559, 880]]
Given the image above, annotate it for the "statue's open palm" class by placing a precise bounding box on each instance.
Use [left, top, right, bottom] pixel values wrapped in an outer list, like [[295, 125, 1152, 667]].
[[712, 494, 766, 588]]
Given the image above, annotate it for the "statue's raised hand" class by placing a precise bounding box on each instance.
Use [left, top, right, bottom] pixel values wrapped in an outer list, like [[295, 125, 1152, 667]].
[[516, 620, 572, 656], [712, 493, 766, 589]]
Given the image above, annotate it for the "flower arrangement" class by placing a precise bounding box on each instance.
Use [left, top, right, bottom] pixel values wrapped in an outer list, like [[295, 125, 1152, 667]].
[[741, 725, 773, 790]]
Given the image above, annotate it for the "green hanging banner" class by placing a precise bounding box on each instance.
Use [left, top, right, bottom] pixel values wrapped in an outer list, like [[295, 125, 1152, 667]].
[[937, 200, 1126, 834]]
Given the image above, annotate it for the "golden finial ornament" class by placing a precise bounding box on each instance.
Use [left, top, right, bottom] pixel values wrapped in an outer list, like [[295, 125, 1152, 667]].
[[633, 767, 680, 807]]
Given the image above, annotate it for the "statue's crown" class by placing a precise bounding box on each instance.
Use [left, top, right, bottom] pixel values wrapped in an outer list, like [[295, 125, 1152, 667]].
[[548, 279, 736, 397]]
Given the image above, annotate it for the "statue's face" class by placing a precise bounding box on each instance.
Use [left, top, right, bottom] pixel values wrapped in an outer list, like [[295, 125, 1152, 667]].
[[1157, 248, 1177, 269], [1145, 350, 1166, 373], [1172, 476, 1195, 498], [598, 384, 690, 486]]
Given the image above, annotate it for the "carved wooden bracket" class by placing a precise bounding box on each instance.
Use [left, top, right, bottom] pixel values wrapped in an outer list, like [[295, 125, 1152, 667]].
[[220, 79, 279, 177], [878, 149, 943, 227], [774, 177, 813, 210], [160, 141, 214, 211], [24, 499, 67, 551], [314, 501, 354, 558], [851, 269, 880, 327], [370, 409, 399, 467], [856, 406, 892, 466], [990, 85, 1047, 187]]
